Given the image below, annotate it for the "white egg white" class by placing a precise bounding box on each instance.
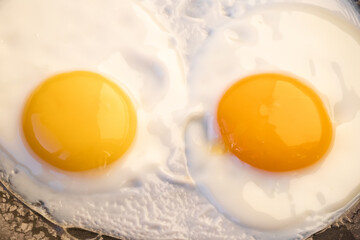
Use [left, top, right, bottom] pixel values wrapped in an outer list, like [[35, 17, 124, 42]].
[[185, 1, 360, 239], [0, 0, 360, 239], [0, 0, 189, 239]]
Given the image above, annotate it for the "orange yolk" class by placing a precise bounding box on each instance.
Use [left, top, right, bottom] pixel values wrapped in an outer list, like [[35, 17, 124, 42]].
[[217, 73, 333, 172], [22, 71, 137, 172]]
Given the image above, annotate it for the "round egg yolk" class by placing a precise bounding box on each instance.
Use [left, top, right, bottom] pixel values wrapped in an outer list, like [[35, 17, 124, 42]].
[[217, 73, 333, 172], [22, 71, 137, 172]]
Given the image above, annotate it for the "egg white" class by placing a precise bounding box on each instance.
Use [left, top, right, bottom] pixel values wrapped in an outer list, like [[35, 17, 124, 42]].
[[185, 1, 360, 239], [0, 0, 188, 238], [0, 0, 359, 239]]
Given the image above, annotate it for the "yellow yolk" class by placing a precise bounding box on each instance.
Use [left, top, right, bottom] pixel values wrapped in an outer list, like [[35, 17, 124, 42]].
[[22, 71, 137, 172], [217, 73, 333, 172]]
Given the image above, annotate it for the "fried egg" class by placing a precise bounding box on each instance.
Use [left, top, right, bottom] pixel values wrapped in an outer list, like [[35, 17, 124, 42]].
[[185, 2, 360, 239], [0, 0, 187, 238]]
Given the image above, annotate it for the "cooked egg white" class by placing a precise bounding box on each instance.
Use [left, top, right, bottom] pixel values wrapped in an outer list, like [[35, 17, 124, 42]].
[[0, 0, 359, 239], [186, 2, 360, 239], [0, 0, 187, 238]]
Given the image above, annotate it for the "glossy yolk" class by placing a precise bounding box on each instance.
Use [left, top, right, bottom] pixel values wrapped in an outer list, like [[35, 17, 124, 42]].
[[217, 73, 333, 172], [22, 71, 137, 172]]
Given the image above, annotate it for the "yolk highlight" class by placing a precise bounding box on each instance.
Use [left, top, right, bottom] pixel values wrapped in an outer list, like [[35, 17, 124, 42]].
[[22, 71, 137, 172], [217, 73, 333, 172]]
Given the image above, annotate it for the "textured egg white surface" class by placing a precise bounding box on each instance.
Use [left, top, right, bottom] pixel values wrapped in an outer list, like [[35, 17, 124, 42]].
[[184, 1, 360, 239], [0, 0, 359, 240], [0, 0, 193, 239]]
